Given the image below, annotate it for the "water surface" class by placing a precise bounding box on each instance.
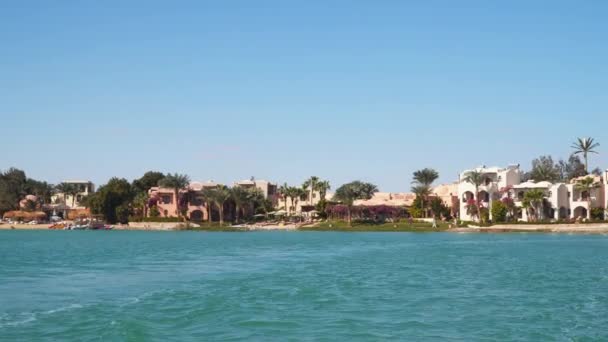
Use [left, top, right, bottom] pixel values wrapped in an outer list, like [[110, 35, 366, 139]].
[[1, 231, 608, 340]]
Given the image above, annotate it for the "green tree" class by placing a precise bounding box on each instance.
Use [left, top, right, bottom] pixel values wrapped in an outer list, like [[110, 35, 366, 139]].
[[411, 184, 431, 217], [317, 181, 331, 201], [206, 185, 231, 225], [429, 197, 449, 219], [412, 168, 439, 186], [115, 204, 131, 224], [411, 168, 439, 218], [132, 192, 149, 220], [231, 186, 252, 223], [575, 176, 599, 219], [87, 178, 134, 223], [278, 183, 291, 214], [158, 173, 190, 219], [302, 176, 319, 205], [463, 170, 485, 222], [571, 137, 600, 174], [523, 189, 546, 221], [0, 168, 27, 214], [491, 200, 508, 223], [132, 171, 166, 193], [557, 155, 587, 181], [528, 155, 560, 182], [333, 181, 378, 226]]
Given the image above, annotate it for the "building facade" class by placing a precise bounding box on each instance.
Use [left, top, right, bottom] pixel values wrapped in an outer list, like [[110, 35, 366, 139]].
[[148, 181, 219, 221], [458, 165, 607, 222]]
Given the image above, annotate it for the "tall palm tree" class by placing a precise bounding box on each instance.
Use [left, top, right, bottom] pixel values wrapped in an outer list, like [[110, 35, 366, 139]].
[[411, 168, 439, 218], [201, 187, 216, 222], [158, 173, 191, 219], [302, 176, 319, 205], [231, 186, 251, 223], [463, 170, 485, 222], [571, 137, 600, 174], [317, 180, 331, 201], [209, 185, 232, 225], [575, 176, 599, 219], [292, 187, 308, 214], [278, 183, 290, 214]]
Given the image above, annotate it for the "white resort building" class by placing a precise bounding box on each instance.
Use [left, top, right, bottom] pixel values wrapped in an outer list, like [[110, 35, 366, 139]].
[[458, 165, 608, 222]]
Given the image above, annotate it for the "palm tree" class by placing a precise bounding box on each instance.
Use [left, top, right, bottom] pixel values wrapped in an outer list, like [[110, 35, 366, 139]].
[[231, 186, 251, 223], [575, 176, 599, 219], [133, 192, 149, 220], [158, 173, 190, 219], [463, 171, 485, 222], [67, 185, 80, 208], [571, 137, 600, 174], [412, 168, 439, 186], [302, 176, 319, 205], [201, 187, 216, 222], [207, 185, 231, 225], [411, 184, 431, 217], [411, 168, 439, 218], [523, 189, 545, 221], [291, 187, 308, 214], [333, 181, 378, 226], [278, 183, 290, 214], [317, 180, 331, 201]]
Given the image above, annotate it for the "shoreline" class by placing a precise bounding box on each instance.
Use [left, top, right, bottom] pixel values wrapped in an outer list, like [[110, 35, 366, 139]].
[[3, 222, 608, 234]]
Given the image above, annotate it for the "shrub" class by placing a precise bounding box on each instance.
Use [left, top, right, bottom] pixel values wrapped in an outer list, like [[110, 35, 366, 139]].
[[480, 207, 490, 223], [149, 206, 160, 218], [491, 201, 508, 223], [590, 207, 605, 221]]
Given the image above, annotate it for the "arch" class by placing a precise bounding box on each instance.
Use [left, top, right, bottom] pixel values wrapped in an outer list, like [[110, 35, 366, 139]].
[[190, 210, 204, 222], [558, 207, 568, 219], [462, 191, 474, 203], [478, 190, 490, 202], [573, 206, 588, 219]]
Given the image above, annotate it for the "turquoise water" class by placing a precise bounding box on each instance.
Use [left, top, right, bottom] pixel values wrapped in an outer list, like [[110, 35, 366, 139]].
[[1, 231, 608, 341]]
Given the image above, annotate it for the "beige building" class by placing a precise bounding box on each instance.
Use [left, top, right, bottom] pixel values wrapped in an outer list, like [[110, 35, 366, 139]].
[[51, 180, 95, 209], [354, 192, 416, 207], [234, 178, 278, 203]]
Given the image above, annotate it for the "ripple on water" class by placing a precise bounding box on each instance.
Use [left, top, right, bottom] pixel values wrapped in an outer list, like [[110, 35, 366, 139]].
[[2, 231, 608, 340]]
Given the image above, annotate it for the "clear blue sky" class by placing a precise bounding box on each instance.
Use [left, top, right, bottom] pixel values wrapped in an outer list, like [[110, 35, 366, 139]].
[[1, 1, 606, 191]]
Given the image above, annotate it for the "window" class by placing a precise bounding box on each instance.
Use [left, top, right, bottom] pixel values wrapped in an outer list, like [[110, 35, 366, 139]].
[[567, 191, 571, 198], [163, 210, 168, 217], [161, 195, 172, 204]]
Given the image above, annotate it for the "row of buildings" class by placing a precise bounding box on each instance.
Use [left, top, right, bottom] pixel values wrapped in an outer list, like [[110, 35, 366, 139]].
[[457, 166, 608, 221], [48, 167, 608, 222]]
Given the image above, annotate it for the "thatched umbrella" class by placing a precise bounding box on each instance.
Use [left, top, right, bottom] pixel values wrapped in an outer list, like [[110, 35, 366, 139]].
[[2, 210, 47, 221]]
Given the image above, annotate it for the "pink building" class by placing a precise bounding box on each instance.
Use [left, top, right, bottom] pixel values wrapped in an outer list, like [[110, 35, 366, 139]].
[[148, 181, 220, 221]]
